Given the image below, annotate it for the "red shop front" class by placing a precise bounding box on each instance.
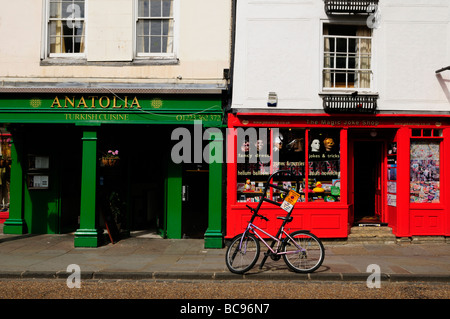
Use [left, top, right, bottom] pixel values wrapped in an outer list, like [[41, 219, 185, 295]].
[[225, 113, 450, 239]]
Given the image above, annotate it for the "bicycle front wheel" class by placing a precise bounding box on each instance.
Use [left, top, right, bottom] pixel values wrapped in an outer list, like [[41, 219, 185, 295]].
[[225, 233, 260, 274], [282, 230, 324, 273]]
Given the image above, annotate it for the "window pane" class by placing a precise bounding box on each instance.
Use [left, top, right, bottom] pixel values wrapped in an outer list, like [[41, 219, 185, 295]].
[[150, 36, 162, 53], [150, 0, 162, 17], [308, 129, 340, 203], [151, 20, 162, 36], [236, 128, 271, 203], [324, 37, 335, 53], [138, 0, 149, 17], [336, 38, 347, 52], [49, 20, 58, 37], [410, 141, 440, 203], [412, 129, 421, 137], [61, 1, 72, 19], [75, 1, 85, 18], [336, 55, 347, 69], [324, 54, 334, 68], [50, 1, 61, 19], [137, 20, 150, 36], [423, 129, 432, 137], [162, 0, 173, 17], [272, 129, 306, 203], [323, 70, 333, 88], [75, 21, 85, 36], [137, 36, 149, 53]]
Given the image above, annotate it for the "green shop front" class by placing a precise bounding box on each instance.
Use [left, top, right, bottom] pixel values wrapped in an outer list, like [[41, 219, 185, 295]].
[[0, 89, 225, 248]]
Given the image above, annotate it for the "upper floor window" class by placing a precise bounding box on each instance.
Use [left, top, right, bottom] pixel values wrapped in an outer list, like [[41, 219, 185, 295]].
[[323, 24, 372, 91], [47, 0, 86, 57], [136, 0, 175, 57]]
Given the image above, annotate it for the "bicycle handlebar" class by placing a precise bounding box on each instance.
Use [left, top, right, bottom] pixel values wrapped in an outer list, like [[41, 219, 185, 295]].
[[246, 205, 269, 221], [245, 168, 302, 222]]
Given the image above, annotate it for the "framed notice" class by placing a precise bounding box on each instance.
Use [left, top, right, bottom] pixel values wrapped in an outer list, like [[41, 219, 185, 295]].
[[27, 174, 49, 189], [28, 155, 50, 170]]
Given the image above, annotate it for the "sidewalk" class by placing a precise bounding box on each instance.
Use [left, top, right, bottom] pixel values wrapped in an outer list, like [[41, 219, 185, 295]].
[[0, 227, 449, 283]]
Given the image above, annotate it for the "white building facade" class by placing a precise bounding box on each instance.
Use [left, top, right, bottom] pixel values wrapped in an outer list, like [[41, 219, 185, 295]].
[[226, 0, 450, 241], [0, 0, 232, 248]]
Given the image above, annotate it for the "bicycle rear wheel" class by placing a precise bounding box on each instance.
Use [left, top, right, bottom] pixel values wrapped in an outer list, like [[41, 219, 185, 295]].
[[282, 230, 324, 273], [225, 233, 260, 274]]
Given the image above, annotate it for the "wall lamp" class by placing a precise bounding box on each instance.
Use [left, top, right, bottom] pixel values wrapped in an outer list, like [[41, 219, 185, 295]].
[[436, 66, 450, 73], [268, 92, 278, 107]]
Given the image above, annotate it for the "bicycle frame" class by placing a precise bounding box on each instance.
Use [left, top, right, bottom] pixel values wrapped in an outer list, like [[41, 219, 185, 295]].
[[237, 169, 306, 269], [242, 222, 305, 256]]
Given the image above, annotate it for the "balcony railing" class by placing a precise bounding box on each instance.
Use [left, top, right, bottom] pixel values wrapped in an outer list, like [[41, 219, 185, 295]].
[[322, 94, 378, 114], [324, 0, 379, 15]]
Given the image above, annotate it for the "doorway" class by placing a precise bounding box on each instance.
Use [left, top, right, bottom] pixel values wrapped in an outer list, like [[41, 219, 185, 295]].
[[353, 140, 383, 224], [182, 163, 209, 238]]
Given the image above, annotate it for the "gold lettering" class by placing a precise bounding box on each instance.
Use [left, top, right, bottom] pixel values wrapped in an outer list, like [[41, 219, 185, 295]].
[[88, 96, 98, 108], [77, 96, 88, 108], [99, 96, 110, 108], [112, 96, 122, 108], [65, 96, 75, 108], [124, 96, 129, 108], [51, 96, 62, 108], [130, 96, 141, 109]]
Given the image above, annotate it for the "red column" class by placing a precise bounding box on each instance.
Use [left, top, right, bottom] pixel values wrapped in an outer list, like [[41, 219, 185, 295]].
[[395, 126, 411, 237], [443, 128, 450, 236]]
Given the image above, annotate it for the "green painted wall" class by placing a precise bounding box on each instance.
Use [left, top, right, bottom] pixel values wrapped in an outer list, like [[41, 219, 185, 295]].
[[2, 93, 225, 247]]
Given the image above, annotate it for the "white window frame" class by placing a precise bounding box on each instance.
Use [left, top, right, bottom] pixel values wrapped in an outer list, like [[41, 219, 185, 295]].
[[44, 0, 87, 59], [134, 0, 179, 59], [321, 22, 374, 93]]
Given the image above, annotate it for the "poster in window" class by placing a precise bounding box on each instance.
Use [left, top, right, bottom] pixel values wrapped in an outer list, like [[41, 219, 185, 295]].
[[410, 141, 440, 203]]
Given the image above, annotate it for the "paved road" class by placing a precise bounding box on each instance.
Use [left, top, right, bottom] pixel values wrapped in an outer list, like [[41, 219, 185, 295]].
[[1, 278, 449, 299]]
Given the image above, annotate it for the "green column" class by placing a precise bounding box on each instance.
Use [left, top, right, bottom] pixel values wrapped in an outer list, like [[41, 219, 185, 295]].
[[74, 129, 102, 247], [166, 160, 182, 239], [204, 128, 223, 248], [3, 130, 27, 234]]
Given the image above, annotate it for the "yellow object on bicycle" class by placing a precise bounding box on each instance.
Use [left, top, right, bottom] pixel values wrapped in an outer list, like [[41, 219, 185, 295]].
[[280, 190, 300, 212]]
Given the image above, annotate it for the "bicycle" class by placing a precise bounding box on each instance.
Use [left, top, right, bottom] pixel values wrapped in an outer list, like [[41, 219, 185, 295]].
[[225, 170, 325, 274]]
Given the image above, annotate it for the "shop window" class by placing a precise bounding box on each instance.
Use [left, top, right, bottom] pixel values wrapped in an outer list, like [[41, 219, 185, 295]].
[[308, 129, 340, 202], [235, 127, 341, 204], [272, 129, 306, 203], [236, 128, 271, 203], [410, 140, 440, 203], [0, 132, 11, 212]]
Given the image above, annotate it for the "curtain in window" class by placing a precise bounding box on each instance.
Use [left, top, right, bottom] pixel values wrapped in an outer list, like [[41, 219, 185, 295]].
[[164, 0, 174, 53], [356, 27, 371, 89], [51, 1, 65, 53], [79, 22, 85, 53], [323, 25, 332, 88]]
